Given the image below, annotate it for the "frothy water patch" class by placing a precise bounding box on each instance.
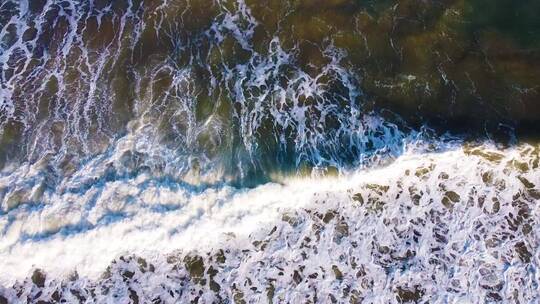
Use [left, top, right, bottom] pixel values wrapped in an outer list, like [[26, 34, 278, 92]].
[[0, 174, 329, 283], [1, 143, 539, 302], [0, 0, 409, 181]]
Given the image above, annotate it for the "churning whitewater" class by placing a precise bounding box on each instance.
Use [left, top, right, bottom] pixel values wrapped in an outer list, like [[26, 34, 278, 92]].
[[1, 0, 540, 303], [1, 143, 540, 303]]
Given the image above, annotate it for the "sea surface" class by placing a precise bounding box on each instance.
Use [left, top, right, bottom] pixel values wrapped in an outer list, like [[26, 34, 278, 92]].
[[0, 0, 539, 303]]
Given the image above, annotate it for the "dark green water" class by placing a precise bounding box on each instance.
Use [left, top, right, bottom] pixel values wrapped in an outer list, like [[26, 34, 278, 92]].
[[1, 0, 539, 178]]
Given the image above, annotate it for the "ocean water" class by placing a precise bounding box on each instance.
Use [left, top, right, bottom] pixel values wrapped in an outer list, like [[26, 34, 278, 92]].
[[0, 0, 539, 303]]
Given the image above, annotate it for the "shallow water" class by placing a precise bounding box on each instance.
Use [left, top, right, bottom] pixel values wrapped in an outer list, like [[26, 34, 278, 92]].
[[0, 0, 539, 303]]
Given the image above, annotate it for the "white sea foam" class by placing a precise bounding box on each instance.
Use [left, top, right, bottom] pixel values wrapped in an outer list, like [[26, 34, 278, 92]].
[[0, 0, 408, 181], [1, 143, 539, 303]]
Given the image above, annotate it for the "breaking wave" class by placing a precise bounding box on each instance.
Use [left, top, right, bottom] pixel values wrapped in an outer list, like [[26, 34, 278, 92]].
[[1, 143, 539, 303]]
